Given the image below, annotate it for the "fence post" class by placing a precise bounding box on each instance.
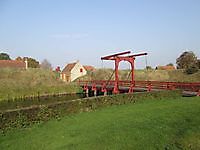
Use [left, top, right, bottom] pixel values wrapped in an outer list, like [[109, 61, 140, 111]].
[[197, 90, 200, 96], [147, 83, 152, 92]]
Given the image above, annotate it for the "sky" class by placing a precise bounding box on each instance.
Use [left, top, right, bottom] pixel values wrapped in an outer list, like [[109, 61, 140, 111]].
[[0, 0, 200, 69]]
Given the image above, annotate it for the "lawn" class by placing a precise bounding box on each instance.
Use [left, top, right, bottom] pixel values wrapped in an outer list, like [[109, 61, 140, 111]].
[[0, 96, 200, 150]]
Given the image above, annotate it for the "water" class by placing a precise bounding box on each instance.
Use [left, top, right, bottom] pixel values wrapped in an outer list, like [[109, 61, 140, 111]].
[[0, 93, 85, 111]]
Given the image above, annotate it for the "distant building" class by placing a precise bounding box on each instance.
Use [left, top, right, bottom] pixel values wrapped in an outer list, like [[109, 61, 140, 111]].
[[83, 65, 96, 72], [0, 60, 27, 69], [155, 66, 176, 70], [60, 61, 87, 82], [55, 66, 61, 73]]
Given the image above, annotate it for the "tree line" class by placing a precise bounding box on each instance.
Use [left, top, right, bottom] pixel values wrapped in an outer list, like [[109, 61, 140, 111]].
[[176, 51, 200, 74], [146, 51, 199, 74], [1, 51, 199, 74]]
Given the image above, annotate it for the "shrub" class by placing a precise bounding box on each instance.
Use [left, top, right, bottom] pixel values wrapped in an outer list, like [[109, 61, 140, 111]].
[[185, 65, 199, 74]]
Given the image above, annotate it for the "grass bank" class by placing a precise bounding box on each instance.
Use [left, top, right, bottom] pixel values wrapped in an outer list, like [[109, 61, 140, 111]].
[[81, 69, 200, 82], [0, 68, 81, 101], [0, 96, 199, 150], [0, 90, 180, 130]]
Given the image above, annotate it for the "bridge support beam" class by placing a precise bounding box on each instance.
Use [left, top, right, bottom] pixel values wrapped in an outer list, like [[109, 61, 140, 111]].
[[101, 51, 147, 94], [86, 89, 89, 97], [92, 83, 97, 97], [101, 83, 107, 96], [113, 57, 135, 94], [197, 90, 200, 96], [104, 90, 107, 96], [94, 90, 97, 97], [147, 83, 152, 92], [84, 84, 89, 97]]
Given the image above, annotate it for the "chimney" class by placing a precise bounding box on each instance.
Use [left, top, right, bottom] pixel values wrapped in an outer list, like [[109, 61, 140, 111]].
[[25, 58, 28, 69]]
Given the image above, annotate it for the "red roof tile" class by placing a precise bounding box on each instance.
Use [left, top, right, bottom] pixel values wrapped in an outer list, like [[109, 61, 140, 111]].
[[83, 65, 95, 72], [0, 60, 26, 69], [156, 66, 175, 70], [62, 63, 76, 73]]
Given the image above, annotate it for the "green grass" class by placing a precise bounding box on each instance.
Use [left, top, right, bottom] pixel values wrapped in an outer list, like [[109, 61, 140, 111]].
[[81, 69, 200, 82], [0, 68, 81, 101], [1, 68, 199, 101], [0, 96, 200, 150]]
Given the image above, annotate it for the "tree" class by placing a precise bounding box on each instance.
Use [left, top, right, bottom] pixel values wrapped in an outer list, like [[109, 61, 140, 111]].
[[197, 59, 200, 69], [23, 57, 40, 68], [185, 64, 199, 74], [166, 63, 174, 66], [176, 51, 198, 69], [40, 59, 52, 70], [15, 56, 40, 68], [15, 56, 23, 61], [146, 66, 152, 70], [0, 53, 11, 60]]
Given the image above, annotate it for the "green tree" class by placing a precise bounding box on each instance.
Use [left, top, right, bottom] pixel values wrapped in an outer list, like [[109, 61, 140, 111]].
[[197, 59, 200, 69], [185, 64, 199, 74], [23, 57, 40, 68], [146, 66, 152, 70], [0, 52, 11, 60], [15, 56, 23, 61], [166, 63, 174, 66], [176, 51, 198, 69]]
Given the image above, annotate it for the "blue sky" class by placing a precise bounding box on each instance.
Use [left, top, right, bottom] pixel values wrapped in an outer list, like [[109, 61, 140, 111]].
[[0, 0, 200, 69]]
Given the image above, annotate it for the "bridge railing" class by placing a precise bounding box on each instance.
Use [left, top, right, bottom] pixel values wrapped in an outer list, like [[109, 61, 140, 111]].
[[78, 80, 200, 92]]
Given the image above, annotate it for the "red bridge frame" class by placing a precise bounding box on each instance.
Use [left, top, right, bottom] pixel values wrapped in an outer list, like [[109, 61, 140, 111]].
[[101, 51, 147, 93], [79, 80, 200, 93]]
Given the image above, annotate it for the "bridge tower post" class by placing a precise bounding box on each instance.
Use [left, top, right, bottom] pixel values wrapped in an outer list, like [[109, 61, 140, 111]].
[[113, 57, 120, 94], [92, 83, 97, 97], [101, 51, 147, 94], [84, 84, 89, 97]]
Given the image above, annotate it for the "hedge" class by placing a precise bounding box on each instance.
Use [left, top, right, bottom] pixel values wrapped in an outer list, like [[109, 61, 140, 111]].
[[0, 90, 181, 132]]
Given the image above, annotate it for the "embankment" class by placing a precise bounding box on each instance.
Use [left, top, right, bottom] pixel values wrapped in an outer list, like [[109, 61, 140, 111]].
[[0, 90, 181, 131]]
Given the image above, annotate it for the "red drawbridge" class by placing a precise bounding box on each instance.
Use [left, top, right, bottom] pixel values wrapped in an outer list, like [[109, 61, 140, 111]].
[[79, 51, 200, 96]]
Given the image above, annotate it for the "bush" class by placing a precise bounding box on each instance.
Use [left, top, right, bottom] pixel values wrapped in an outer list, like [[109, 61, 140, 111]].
[[185, 65, 199, 74], [146, 66, 153, 70]]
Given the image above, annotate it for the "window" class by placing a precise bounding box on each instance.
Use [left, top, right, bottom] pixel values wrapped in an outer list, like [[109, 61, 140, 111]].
[[80, 68, 83, 73]]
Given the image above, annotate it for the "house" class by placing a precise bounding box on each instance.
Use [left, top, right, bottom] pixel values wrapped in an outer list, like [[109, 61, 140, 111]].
[[0, 60, 27, 69], [83, 65, 95, 72], [155, 66, 176, 70], [60, 61, 87, 82]]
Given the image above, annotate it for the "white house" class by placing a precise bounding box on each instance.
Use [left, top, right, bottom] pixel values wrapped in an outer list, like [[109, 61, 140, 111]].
[[60, 61, 87, 82]]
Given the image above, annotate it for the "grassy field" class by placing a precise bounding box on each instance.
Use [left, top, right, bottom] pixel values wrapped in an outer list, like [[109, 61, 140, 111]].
[[81, 69, 200, 82], [0, 68, 81, 101], [1, 68, 199, 101], [0, 96, 199, 150]]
